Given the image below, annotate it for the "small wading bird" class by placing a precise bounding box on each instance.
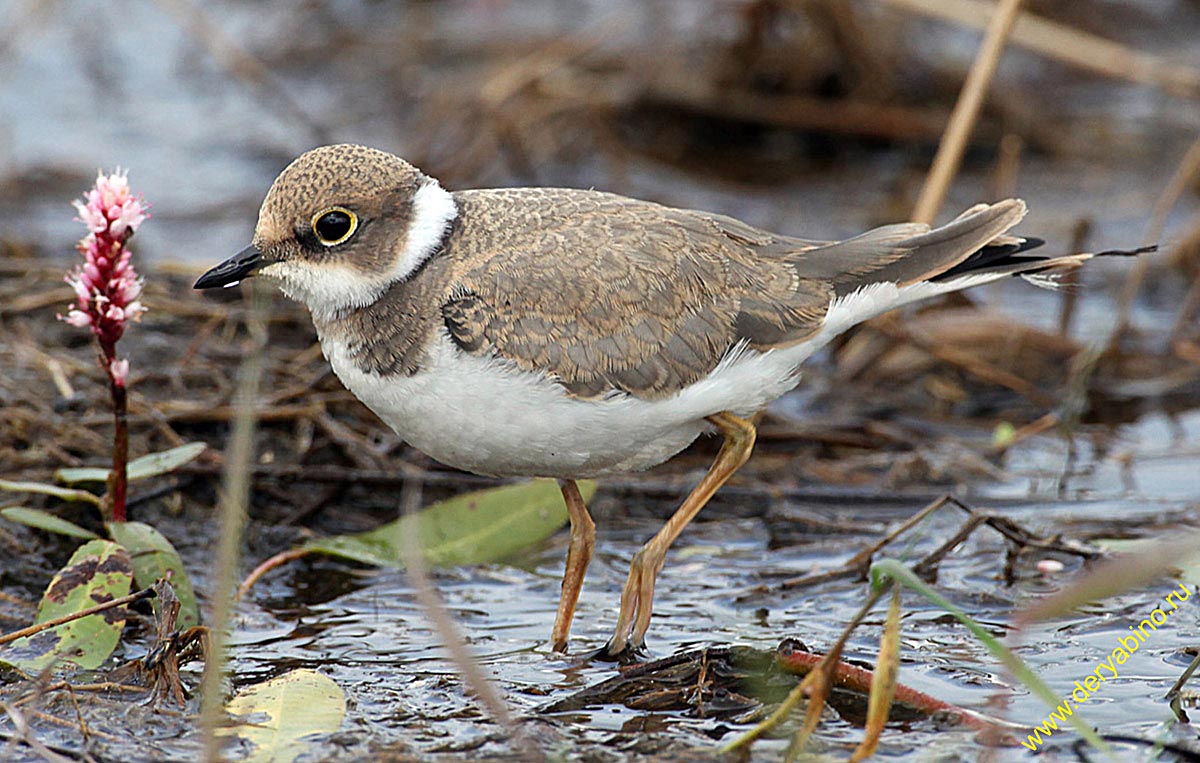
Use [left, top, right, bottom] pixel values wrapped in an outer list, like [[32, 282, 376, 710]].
[[196, 144, 1138, 659]]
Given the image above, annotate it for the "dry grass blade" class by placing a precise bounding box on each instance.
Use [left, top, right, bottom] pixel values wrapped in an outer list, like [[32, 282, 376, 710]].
[[850, 582, 903, 762], [198, 286, 268, 763], [1113, 134, 1200, 341], [884, 0, 1200, 97], [722, 587, 887, 757], [911, 0, 1024, 224], [394, 477, 543, 762], [1015, 530, 1200, 627]]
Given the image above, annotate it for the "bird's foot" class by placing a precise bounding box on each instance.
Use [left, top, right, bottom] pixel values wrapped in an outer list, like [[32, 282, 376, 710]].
[[590, 637, 651, 665]]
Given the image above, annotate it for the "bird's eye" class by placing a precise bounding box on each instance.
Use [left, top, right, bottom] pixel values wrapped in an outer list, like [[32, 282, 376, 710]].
[[311, 207, 357, 246]]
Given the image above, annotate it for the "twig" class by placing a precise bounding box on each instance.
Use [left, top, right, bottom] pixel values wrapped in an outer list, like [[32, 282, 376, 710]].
[[236, 548, 314, 599], [0, 703, 78, 763], [0, 585, 155, 647], [757, 494, 955, 591], [912, 0, 1024, 224]]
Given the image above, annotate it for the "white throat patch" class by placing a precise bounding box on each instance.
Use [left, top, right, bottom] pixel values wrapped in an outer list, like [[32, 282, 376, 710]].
[[261, 180, 458, 323]]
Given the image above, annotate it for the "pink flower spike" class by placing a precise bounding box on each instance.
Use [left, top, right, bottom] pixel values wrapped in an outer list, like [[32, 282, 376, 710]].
[[65, 167, 147, 524], [61, 309, 92, 327], [110, 358, 129, 385], [74, 199, 108, 233], [66, 274, 87, 301], [96, 171, 130, 210], [109, 199, 146, 237]]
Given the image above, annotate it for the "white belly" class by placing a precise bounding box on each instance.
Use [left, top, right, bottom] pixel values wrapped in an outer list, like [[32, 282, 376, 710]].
[[321, 331, 812, 478], [316, 279, 986, 478]]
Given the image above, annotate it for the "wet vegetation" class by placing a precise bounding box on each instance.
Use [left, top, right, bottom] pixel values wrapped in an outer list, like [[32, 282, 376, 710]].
[[2, 1, 1200, 761]]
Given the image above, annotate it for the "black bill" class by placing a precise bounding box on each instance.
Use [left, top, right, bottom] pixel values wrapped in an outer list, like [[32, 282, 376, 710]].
[[193, 245, 265, 289]]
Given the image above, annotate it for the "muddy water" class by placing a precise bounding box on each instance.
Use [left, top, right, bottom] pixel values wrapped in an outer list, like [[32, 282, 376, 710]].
[[3, 1, 1200, 761]]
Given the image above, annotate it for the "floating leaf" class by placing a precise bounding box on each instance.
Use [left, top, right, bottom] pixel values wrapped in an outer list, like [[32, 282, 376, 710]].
[[0, 479, 103, 507], [303, 479, 591, 567], [222, 669, 346, 763], [106, 521, 199, 629], [55, 442, 207, 484], [0, 539, 133, 672], [1, 507, 99, 539]]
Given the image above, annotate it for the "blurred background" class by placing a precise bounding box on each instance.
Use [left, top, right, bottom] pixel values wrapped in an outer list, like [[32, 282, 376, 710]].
[[2, 0, 1197, 273]]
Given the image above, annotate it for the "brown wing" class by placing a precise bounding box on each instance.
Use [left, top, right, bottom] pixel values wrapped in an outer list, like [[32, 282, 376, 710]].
[[440, 188, 830, 399]]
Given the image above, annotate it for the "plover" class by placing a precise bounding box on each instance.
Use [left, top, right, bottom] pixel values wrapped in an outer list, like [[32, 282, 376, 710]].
[[196, 143, 1130, 657]]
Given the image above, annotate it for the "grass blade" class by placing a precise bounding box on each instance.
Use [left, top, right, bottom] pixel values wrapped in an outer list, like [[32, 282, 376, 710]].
[[1, 507, 99, 539], [55, 442, 207, 484], [870, 559, 1109, 753]]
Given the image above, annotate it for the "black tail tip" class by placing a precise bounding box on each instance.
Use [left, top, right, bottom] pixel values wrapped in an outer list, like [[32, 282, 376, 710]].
[[1095, 244, 1157, 258]]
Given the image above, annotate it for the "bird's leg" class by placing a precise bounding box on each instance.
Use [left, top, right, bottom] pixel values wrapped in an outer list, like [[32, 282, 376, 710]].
[[605, 412, 756, 657], [551, 479, 595, 653]]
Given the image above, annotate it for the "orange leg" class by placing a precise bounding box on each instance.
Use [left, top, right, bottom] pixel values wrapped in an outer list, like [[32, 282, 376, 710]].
[[606, 412, 756, 657], [550, 479, 595, 653]]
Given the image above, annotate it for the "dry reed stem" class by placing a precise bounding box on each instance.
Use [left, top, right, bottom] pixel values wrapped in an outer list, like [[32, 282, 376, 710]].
[[1056, 218, 1090, 336], [885, 0, 1200, 97], [394, 479, 542, 761], [912, 0, 1024, 225], [1113, 135, 1200, 341], [198, 285, 268, 763]]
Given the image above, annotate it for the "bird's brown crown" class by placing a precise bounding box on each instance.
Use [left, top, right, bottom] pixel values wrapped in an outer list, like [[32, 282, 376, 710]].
[[254, 144, 430, 273]]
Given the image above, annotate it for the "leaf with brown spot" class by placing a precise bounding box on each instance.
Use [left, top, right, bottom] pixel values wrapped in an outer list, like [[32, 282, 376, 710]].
[[0, 539, 133, 673], [106, 521, 199, 629]]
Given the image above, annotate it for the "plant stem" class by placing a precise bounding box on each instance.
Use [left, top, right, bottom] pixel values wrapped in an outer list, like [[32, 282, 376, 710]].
[[98, 341, 129, 523]]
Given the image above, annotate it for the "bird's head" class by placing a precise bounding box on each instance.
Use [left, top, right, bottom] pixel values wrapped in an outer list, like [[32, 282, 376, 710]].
[[194, 144, 457, 320]]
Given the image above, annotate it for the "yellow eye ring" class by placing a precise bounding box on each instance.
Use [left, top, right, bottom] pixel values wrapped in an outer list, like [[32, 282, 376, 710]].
[[311, 207, 358, 246]]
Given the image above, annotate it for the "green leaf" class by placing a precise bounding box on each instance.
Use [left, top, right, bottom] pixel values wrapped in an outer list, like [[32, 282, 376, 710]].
[[0, 479, 103, 507], [0, 539, 133, 672], [55, 442, 207, 484], [303, 479, 591, 567], [106, 521, 199, 629], [1, 507, 99, 539], [221, 669, 346, 763]]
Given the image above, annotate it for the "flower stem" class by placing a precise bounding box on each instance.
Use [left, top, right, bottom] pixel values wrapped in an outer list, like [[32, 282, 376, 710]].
[[106, 362, 128, 523]]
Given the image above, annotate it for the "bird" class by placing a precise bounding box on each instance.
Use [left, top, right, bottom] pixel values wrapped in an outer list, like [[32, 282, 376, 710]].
[[195, 143, 1136, 659]]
